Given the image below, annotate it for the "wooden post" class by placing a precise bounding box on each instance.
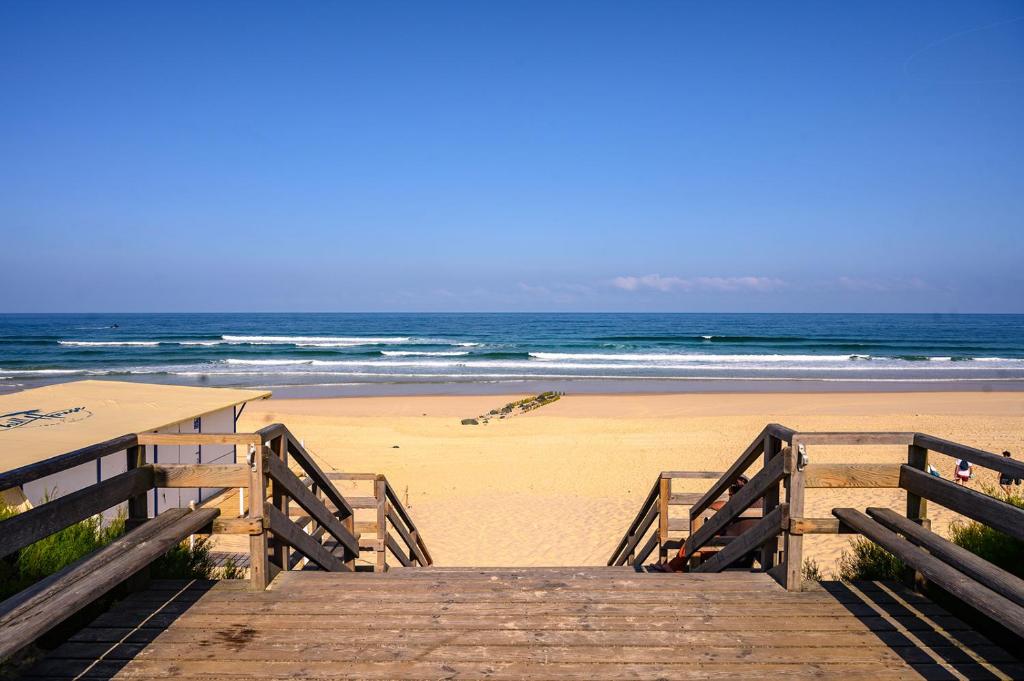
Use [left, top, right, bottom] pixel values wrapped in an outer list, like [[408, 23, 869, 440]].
[[759, 435, 781, 571], [344, 511, 357, 570], [375, 476, 388, 573], [905, 443, 929, 588], [782, 439, 805, 591], [657, 475, 670, 563], [248, 444, 270, 590], [124, 443, 150, 592], [269, 435, 289, 571], [125, 444, 148, 531]]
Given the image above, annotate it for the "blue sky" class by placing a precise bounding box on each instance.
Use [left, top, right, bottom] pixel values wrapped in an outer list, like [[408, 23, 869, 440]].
[[1, 2, 1022, 313]]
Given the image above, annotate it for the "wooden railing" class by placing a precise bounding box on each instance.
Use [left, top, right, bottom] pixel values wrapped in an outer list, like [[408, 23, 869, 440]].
[[607, 470, 722, 567], [0, 422, 432, 660], [328, 473, 433, 571], [612, 424, 1024, 635]]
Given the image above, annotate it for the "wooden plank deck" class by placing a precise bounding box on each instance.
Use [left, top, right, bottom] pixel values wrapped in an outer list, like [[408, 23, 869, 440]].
[[25, 568, 1023, 680]]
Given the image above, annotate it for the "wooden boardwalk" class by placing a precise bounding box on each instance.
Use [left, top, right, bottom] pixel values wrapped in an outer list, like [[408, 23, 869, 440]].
[[25, 568, 1022, 680]]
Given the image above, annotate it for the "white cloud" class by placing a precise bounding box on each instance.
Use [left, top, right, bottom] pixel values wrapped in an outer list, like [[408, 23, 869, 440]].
[[611, 274, 785, 293], [836, 276, 930, 292]]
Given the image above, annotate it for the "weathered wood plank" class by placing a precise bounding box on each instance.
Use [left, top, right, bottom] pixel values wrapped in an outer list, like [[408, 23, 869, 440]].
[[264, 453, 359, 557], [659, 471, 723, 479], [899, 464, 1024, 541], [791, 432, 915, 446], [386, 506, 426, 565], [0, 466, 153, 558], [263, 504, 346, 572], [24, 659, 972, 681], [384, 533, 413, 568], [788, 517, 856, 534], [608, 477, 660, 566], [211, 517, 262, 535], [804, 463, 901, 489], [833, 507, 1024, 638], [383, 480, 432, 565], [915, 432, 1024, 478], [866, 506, 1024, 608], [668, 492, 704, 505], [152, 464, 248, 488]]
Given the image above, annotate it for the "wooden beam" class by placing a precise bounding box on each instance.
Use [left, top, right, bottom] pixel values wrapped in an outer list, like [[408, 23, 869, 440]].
[[788, 517, 856, 535], [0, 467, 153, 559], [866, 507, 1024, 608], [383, 481, 432, 566], [283, 436, 354, 519], [0, 433, 138, 491], [657, 477, 670, 562], [804, 463, 901, 489], [634, 532, 660, 566], [211, 517, 263, 535], [789, 432, 915, 446], [658, 471, 723, 479], [263, 504, 346, 572], [152, 464, 249, 488], [899, 465, 1024, 541], [689, 426, 769, 523], [387, 506, 427, 566], [375, 478, 388, 573], [915, 433, 1024, 478], [264, 454, 359, 557], [782, 441, 805, 592], [685, 447, 792, 559], [832, 508, 1024, 639], [247, 444, 270, 591], [608, 477, 660, 566], [692, 504, 789, 573], [668, 492, 703, 505], [136, 433, 262, 446], [325, 472, 378, 480], [385, 533, 413, 568]]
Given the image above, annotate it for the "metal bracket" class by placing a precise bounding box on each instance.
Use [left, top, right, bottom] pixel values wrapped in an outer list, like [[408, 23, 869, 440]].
[[796, 443, 809, 471]]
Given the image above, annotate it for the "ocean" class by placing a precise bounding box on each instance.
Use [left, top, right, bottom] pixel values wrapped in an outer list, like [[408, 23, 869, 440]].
[[2, 313, 1024, 396]]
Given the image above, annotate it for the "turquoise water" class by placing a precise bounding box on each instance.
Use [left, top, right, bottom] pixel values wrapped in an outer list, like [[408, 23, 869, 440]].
[[2, 313, 1024, 395]]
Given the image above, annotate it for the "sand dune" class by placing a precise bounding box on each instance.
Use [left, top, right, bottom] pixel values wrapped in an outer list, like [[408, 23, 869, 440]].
[[239, 391, 1024, 575]]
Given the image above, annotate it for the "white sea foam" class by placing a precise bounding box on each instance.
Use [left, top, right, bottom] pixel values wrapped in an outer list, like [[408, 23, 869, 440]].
[[224, 358, 314, 366], [59, 341, 160, 347], [221, 335, 410, 345], [528, 352, 857, 363], [381, 351, 470, 357], [0, 368, 84, 375], [179, 340, 221, 346]]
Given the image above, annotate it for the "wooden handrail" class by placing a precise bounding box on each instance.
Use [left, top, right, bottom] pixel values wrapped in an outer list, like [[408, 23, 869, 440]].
[[0, 466, 153, 558], [608, 477, 661, 566], [689, 425, 777, 523], [0, 506, 218, 661], [914, 433, 1024, 478], [685, 447, 793, 559], [0, 433, 138, 491], [834, 508, 1024, 639], [691, 503, 789, 573], [866, 507, 1024, 608], [899, 465, 1024, 541], [383, 480, 431, 565]]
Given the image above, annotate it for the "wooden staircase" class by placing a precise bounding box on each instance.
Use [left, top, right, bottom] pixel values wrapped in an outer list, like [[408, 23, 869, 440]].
[[25, 568, 1024, 679]]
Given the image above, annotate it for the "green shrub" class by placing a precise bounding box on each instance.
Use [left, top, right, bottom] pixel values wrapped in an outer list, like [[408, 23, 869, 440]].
[[837, 537, 904, 581], [802, 558, 824, 582], [949, 486, 1024, 578], [150, 537, 215, 580]]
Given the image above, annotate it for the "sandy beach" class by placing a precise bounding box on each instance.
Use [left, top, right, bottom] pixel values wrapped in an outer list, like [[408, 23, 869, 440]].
[[238, 391, 1024, 575]]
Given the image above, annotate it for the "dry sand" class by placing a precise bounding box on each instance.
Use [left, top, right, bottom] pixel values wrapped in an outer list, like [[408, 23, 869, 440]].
[[238, 391, 1024, 576]]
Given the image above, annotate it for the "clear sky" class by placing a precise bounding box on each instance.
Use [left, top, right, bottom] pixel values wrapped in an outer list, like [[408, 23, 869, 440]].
[[1, 2, 1022, 313]]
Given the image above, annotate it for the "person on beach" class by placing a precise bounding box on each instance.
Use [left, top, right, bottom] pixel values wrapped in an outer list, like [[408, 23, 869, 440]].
[[954, 458, 973, 486], [652, 475, 762, 573], [999, 451, 1021, 494]]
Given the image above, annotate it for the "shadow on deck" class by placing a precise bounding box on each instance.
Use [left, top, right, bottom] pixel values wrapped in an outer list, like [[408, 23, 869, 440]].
[[22, 569, 1024, 680]]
